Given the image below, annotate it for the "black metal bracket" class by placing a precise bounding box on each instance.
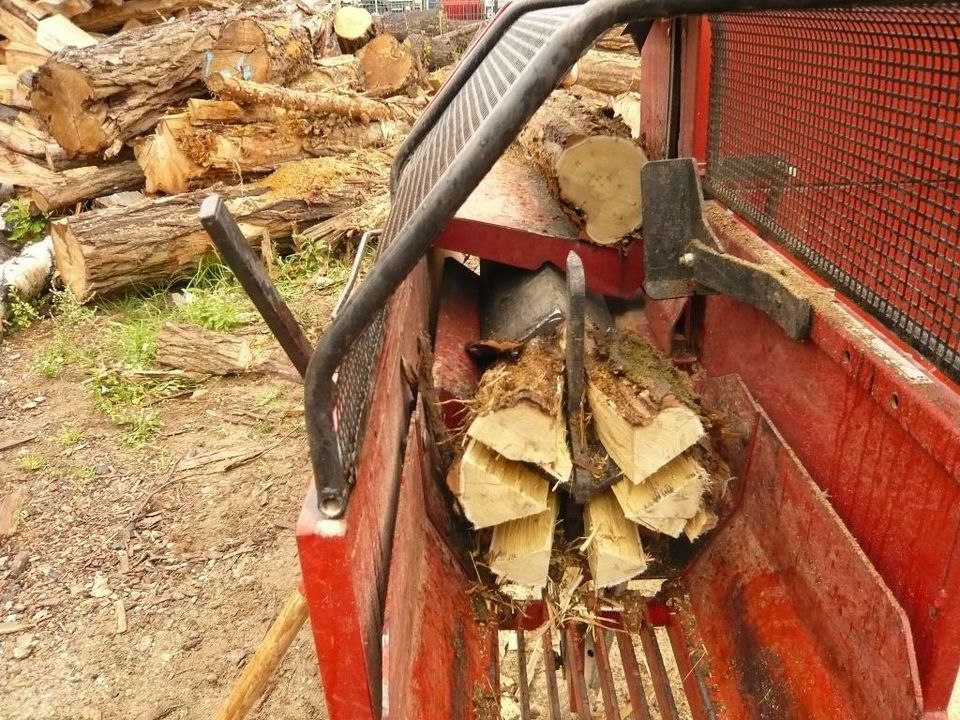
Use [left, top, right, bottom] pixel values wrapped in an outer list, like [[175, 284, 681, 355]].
[[642, 159, 812, 341]]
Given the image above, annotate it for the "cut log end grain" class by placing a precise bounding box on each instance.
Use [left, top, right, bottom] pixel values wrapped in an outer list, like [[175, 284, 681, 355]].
[[357, 34, 420, 98], [449, 439, 550, 529], [333, 6, 376, 54], [612, 453, 709, 538], [557, 137, 647, 245], [585, 490, 648, 588], [488, 492, 559, 587]]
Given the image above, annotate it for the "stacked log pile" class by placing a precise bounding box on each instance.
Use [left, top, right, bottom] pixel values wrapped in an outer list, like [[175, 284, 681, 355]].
[[448, 326, 725, 590], [0, 1, 482, 313]]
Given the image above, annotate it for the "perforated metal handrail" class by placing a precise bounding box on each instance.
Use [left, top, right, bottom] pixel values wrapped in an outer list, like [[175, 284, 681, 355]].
[[305, 0, 923, 519]]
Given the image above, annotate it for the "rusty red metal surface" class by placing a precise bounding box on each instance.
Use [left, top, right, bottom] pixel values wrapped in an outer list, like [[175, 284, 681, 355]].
[[433, 258, 481, 433], [639, 19, 675, 161], [701, 210, 960, 711], [689, 374, 925, 720], [296, 258, 430, 720], [678, 16, 712, 165], [382, 401, 492, 720]]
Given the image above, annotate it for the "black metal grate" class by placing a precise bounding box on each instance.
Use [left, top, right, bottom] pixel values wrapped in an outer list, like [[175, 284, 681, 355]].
[[331, 5, 576, 492], [705, 6, 960, 381]]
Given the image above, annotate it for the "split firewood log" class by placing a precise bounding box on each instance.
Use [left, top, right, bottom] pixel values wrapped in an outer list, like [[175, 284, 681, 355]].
[[611, 453, 710, 537], [612, 91, 642, 139], [585, 490, 648, 588], [488, 492, 559, 587], [448, 438, 551, 529], [333, 5, 377, 53], [0, 147, 59, 187], [34, 14, 97, 52], [0, 0, 41, 44], [0, 236, 53, 333], [356, 34, 422, 98], [573, 49, 641, 96], [73, 0, 219, 32], [0, 109, 72, 168], [1, 40, 50, 72], [518, 90, 647, 245], [51, 152, 389, 300], [205, 72, 424, 123], [33, 0, 93, 18], [31, 0, 334, 157], [30, 160, 145, 212], [136, 99, 410, 194], [594, 24, 640, 55], [466, 333, 572, 482], [156, 322, 254, 376], [586, 331, 705, 484]]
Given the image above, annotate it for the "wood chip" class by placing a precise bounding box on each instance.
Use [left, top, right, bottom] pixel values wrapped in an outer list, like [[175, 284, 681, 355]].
[[0, 434, 36, 452], [0, 487, 25, 536], [114, 599, 127, 634], [0, 620, 35, 635]]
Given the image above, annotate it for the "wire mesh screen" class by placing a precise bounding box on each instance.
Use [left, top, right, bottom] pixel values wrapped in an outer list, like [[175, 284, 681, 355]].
[[705, 6, 960, 381]]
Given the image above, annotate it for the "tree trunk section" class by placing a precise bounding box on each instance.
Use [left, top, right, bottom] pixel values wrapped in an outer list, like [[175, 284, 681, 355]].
[[333, 6, 376, 54], [379, 9, 472, 41], [136, 99, 409, 194], [73, 0, 215, 32], [32, 1, 333, 157], [356, 34, 421, 98], [155, 321, 254, 376], [518, 90, 647, 245], [289, 55, 362, 93], [574, 49, 640, 96], [51, 152, 389, 300], [206, 73, 424, 123], [30, 160, 145, 211], [594, 24, 640, 54], [0, 236, 53, 333]]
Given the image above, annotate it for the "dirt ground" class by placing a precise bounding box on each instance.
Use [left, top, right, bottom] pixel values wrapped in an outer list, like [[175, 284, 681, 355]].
[[1, 306, 331, 720]]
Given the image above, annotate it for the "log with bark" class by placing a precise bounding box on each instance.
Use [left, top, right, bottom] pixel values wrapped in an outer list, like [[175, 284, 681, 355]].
[[0, 235, 53, 333], [155, 321, 254, 375], [586, 330, 705, 484], [378, 9, 472, 41], [205, 72, 425, 122], [72, 0, 220, 32], [136, 98, 410, 194], [51, 151, 389, 300], [518, 90, 648, 245], [0, 109, 72, 168], [0, 147, 59, 187], [573, 49, 641, 96], [30, 160, 145, 211], [31, 0, 334, 157], [356, 33, 421, 98], [289, 55, 362, 93], [594, 24, 640, 54], [332, 5, 376, 53], [466, 333, 572, 482]]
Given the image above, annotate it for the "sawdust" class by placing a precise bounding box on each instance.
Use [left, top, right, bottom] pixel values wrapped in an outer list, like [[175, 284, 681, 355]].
[[257, 157, 353, 201]]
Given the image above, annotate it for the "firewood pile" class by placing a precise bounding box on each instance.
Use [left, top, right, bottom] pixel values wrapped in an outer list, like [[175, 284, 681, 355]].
[[0, 1, 645, 329], [449, 324, 727, 591]]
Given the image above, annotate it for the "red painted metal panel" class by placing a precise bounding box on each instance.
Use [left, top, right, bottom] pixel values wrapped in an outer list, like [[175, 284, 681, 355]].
[[640, 19, 674, 160], [678, 16, 712, 164], [382, 402, 494, 720], [688, 375, 923, 720], [433, 258, 481, 432], [699, 211, 960, 710], [296, 259, 431, 720]]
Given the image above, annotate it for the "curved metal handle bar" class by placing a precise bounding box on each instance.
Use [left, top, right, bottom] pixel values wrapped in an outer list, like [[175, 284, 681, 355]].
[[305, 0, 912, 519]]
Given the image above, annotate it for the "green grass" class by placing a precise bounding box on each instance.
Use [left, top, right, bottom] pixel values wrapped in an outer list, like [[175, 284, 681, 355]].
[[2, 199, 49, 249], [18, 454, 45, 472], [57, 426, 83, 446]]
